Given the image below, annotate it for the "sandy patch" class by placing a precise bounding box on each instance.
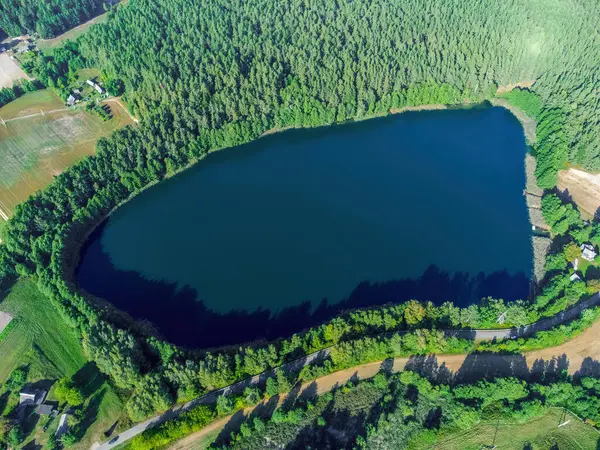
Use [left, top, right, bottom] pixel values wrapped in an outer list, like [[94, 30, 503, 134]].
[[496, 80, 536, 95], [558, 168, 600, 219], [0, 311, 13, 334], [0, 53, 31, 89], [389, 104, 448, 114]]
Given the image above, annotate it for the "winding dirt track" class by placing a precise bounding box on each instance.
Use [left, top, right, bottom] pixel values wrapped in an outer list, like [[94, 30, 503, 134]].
[[169, 319, 600, 450]]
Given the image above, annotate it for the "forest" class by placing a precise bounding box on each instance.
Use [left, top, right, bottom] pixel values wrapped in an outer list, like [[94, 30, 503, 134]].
[[0, 0, 599, 437], [0, 0, 104, 38]]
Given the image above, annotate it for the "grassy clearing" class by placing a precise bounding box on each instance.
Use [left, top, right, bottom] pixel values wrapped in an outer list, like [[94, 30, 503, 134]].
[[0, 279, 125, 449], [0, 89, 135, 216], [415, 407, 600, 450], [0, 278, 85, 383]]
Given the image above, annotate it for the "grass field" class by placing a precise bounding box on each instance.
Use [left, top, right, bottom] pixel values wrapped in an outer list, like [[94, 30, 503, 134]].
[[0, 279, 85, 383], [0, 89, 135, 217], [415, 407, 600, 450], [0, 89, 64, 119], [0, 279, 125, 449]]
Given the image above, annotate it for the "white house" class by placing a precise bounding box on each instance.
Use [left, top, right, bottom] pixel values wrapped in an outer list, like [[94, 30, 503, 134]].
[[86, 79, 105, 95], [581, 244, 597, 262], [570, 273, 581, 282], [19, 389, 46, 406]]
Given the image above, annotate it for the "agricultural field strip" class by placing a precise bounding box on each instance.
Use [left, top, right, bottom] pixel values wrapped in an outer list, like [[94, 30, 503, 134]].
[[95, 292, 600, 450], [0, 107, 69, 124]]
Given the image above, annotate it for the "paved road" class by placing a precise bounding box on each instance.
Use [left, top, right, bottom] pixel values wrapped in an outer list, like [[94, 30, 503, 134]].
[[92, 293, 600, 450]]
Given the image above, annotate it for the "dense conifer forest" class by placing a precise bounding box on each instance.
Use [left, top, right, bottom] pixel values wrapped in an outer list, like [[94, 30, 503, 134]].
[[0, 0, 102, 38], [0, 0, 600, 429]]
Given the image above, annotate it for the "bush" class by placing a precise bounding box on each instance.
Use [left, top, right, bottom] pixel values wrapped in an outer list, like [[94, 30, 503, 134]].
[[54, 377, 84, 407], [497, 88, 542, 118]]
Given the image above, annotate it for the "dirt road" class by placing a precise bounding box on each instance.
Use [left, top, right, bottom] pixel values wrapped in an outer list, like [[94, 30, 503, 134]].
[[103, 99, 138, 123], [169, 318, 600, 450], [558, 168, 600, 218]]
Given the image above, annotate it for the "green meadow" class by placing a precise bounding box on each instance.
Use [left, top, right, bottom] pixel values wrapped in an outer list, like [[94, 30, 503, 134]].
[[416, 407, 600, 450], [0, 279, 124, 449]]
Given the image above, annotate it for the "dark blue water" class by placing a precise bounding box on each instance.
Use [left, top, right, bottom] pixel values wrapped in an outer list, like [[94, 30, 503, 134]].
[[77, 106, 532, 348]]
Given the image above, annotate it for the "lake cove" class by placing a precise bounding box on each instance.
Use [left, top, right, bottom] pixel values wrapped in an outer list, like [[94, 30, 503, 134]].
[[76, 106, 532, 348]]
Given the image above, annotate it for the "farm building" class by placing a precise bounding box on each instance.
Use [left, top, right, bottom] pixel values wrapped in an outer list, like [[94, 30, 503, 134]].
[[56, 413, 70, 438], [36, 404, 54, 415], [19, 392, 37, 406], [86, 79, 105, 95], [581, 244, 597, 261], [0, 311, 12, 334], [570, 273, 581, 282], [19, 390, 46, 406]]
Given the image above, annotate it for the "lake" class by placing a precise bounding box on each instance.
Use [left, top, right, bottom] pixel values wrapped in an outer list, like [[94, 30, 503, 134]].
[[76, 106, 532, 348]]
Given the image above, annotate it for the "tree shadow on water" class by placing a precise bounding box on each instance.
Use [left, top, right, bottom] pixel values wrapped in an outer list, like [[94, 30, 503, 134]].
[[76, 230, 529, 349]]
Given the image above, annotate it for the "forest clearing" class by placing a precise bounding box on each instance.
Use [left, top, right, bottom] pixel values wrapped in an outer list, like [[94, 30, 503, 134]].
[[0, 90, 135, 218]]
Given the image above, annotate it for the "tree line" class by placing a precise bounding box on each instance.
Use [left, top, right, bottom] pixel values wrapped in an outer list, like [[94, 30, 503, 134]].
[[0, 0, 599, 426], [0, 0, 104, 39]]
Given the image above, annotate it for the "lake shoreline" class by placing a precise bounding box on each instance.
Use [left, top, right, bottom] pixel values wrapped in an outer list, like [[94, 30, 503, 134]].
[[67, 100, 539, 296], [73, 105, 534, 348]]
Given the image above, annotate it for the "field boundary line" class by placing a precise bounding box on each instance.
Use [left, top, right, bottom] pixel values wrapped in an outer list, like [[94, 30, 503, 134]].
[[1, 107, 70, 124]]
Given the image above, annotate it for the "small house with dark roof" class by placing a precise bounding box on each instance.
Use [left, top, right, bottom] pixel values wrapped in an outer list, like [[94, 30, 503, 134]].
[[36, 404, 54, 415]]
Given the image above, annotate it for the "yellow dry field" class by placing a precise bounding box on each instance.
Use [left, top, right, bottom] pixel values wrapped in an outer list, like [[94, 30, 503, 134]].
[[558, 168, 600, 219], [0, 53, 31, 88], [0, 90, 135, 219]]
